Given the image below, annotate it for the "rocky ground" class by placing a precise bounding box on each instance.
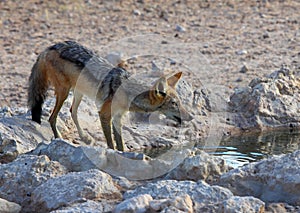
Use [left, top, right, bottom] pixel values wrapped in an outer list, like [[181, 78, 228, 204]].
[[1, 0, 300, 212], [1, 123, 300, 212]]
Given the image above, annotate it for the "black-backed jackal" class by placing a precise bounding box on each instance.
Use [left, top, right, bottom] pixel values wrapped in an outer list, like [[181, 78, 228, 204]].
[[28, 41, 193, 151]]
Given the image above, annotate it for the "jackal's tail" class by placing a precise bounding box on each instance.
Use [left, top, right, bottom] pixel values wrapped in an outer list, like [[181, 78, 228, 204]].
[[28, 54, 49, 124]]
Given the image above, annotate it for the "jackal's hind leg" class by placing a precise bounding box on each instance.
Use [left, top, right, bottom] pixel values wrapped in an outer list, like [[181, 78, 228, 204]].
[[70, 92, 94, 145], [99, 100, 115, 150], [49, 88, 69, 139], [112, 113, 125, 151]]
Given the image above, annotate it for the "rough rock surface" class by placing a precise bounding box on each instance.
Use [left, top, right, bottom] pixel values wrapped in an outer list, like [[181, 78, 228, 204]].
[[229, 65, 300, 130], [124, 180, 266, 212], [219, 196, 265, 213], [124, 180, 233, 211], [219, 150, 300, 205], [166, 150, 230, 183], [114, 194, 153, 213], [27, 169, 121, 213], [149, 194, 194, 213], [0, 110, 53, 163], [266, 202, 300, 213], [30, 139, 97, 172], [30, 139, 191, 180], [115, 194, 194, 213], [0, 155, 67, 206], [50, 200, 115, 213], [0, 198, 21, 213]]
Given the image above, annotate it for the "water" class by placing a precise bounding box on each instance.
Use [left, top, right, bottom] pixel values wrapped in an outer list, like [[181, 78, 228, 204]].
[[141, 130, 300, 169], [197, 130, 300, 168]]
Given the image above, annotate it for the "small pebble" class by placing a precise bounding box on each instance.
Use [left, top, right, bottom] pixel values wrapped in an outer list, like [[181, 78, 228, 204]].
[[240, 65, 249, 73], [170, 59, 176, 65], [263, 33, 269, 39], [236, 49, 248, 55], [133, 9, 141, 16], [151, 61, 161, 72], [236, 77, 243, 82], [175, 24, 186, 32], [159, 10, 169, 21], [259, 13, 266, 18]]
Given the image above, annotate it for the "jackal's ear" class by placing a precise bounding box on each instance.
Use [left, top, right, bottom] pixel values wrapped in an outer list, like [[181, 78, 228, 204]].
[[167, 72, 182, 88], [150, 77, 167, 104]]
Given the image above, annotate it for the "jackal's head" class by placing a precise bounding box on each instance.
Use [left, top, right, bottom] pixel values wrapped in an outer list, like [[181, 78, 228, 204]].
[[150, 72, 193, 124]]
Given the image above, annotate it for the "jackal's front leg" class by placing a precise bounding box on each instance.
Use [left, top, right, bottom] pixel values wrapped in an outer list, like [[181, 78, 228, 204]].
[[99, 101, 115, 150], [112, 113, 125, 151]]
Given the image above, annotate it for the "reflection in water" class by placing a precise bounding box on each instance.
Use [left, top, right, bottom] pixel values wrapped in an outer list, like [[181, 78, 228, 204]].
[[197, 130, 300, 168], [141, 130, 300, 169]]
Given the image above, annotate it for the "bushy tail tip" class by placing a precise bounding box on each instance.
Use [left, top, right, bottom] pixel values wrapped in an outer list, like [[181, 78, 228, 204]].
[[28, 56, 48, 124]]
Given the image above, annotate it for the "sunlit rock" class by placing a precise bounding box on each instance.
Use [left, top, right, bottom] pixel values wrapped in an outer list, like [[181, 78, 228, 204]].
[[229, 65, 300, 130], [28, 169, 121, 212], [219, 150, 300, 205]]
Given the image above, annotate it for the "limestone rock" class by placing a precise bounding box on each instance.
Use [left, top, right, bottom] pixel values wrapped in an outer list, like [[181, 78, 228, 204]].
[[266, 202, 297, 212], [30, 139, 106, 172], [124, 179, 267, 212], [124, 180, 233, 211], [30, 139, 191, 180], [50, 200, 115, 213], [114, 194, 153, 213], [219, 196, 265, 213], [0, 111, 53, 163], [229, 65, 300, 130], [113, 176, 136, 191], [149, 194, 193, 213], [28, 169, 121, 212], [0, 198, 21, 213], [0, 155, 67, 205], [219, 150, 300, 205], [166, 150, 230, 183]]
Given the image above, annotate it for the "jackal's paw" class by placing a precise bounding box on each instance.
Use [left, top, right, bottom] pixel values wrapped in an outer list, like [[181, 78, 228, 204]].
[[80, 134, 95, 145]]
